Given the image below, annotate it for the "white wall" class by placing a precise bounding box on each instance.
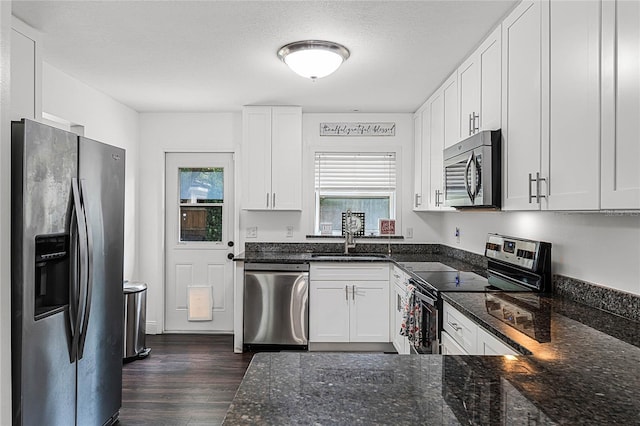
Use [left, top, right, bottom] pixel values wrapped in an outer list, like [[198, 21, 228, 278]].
[[0, 2, 12, 423], [239, 113, 442, 247], [435, 210, 640, 295], [138, 113, 241, 333], [42, 63, 140, 280]]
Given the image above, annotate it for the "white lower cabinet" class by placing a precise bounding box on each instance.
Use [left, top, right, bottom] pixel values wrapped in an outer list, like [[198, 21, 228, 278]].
[[309, 263, 390, 344], [442, 300, 518, 356]]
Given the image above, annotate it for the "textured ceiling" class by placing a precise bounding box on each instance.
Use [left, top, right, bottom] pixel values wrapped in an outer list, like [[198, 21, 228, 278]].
[[12, 0, 518, 113]]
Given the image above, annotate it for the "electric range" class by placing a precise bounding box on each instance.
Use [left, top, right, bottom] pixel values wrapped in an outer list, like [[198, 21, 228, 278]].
[[402, 234, 551, 354]]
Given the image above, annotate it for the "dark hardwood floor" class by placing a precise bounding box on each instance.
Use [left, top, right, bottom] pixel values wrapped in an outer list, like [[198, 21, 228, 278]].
[[118, 334, 254, 426]]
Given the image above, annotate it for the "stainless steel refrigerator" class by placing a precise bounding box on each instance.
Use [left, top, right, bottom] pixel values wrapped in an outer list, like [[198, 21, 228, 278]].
[[11, 119, 125, 426]]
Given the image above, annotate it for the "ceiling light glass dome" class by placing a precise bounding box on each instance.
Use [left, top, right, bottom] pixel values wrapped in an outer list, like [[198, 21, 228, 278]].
[[277, 40, 350, 80]]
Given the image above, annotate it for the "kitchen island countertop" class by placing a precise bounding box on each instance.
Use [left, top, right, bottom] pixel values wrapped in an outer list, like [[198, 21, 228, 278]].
[[224, 290, 640, 425], [227, 248, 640, 424]]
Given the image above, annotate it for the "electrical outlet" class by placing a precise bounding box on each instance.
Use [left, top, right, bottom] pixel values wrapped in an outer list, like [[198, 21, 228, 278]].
[[246, 226, 258, 238], [455, 227, 460, 244], [406, 227, 413, 239], [286, 226, 294, 238]]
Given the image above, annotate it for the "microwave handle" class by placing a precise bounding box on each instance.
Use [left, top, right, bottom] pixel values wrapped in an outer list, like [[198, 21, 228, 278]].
[[464, 153, 475, 202], [474, 155, 481, 197]]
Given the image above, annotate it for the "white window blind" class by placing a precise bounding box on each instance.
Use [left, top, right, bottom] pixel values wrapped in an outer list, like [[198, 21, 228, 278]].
[[315, 152, 397, 191]]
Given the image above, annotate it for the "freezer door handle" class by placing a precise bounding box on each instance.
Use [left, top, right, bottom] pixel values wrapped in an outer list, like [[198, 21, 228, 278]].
[[77, 179, 94, 359], [69, 178, 89, 362]]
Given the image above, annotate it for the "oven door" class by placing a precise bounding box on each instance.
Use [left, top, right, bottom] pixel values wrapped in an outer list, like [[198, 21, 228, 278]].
[[411, 285, 439, 354]]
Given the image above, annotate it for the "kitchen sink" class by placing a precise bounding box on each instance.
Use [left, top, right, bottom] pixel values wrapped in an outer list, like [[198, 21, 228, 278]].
[[310, 253, 389, 261]]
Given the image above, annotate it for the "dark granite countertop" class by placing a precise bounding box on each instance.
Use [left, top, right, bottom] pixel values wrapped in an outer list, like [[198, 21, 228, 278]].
[[225, 297, 640, 425], [227, 247, 640, 425]]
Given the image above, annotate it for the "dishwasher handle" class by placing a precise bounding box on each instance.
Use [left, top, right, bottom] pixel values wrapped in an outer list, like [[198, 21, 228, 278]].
[[244, 263, 310, 272]]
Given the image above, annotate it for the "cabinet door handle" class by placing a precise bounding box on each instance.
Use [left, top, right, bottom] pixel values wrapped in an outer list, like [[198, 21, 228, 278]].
[[352, 285, 356, 300], [472, 112, 479, 133], [528, 172, 547, 204], [272, 193, 276, 208], [435, 189, 442, 207], [469, 113, 473, 136], [345, 285, 349, 301], [266, 192, 270, 208], [415, 193, 422, 207]]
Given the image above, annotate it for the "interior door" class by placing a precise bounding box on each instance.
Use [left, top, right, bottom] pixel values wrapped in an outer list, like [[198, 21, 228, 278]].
[[165, 153, 235, 332]]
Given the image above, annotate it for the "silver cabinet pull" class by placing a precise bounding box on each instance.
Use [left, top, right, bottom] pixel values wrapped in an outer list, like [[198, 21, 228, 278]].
[[449, 322, 462, 332], [536, 173, 547, 203], [345, 285, 349, 301], [352, 285, 356, 300], [266, 192, 270, 208], [528, 172, 547, 204], [468, 113, 473, 136], [472, 112, 479, 133], [528, 173, 535, 203], [272, 193, 276, 208], [435, 189, 443, 207], [415, 193, 422, 207]]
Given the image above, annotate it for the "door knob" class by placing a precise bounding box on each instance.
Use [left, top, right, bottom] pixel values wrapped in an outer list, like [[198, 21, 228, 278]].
[[227, 253, 235, 260], [227, 241, 234, 247]]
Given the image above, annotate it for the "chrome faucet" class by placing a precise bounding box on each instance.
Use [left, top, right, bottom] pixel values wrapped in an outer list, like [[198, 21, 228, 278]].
[[344, 209, 356, 254]]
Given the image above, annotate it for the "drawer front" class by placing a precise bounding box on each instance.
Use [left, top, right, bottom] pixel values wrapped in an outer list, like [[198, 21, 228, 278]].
[[311, 263, 390, 281], [442, 301, 477, 354], [441, 330, 468, 355], [477, 326, 518, 356]]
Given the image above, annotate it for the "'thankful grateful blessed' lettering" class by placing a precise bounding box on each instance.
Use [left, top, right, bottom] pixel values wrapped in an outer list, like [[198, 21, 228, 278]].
[[320, 122, 396, 136]]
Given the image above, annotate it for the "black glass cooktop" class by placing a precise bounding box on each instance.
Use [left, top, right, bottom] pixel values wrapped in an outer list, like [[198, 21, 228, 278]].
[[414, 271, 531, 293]]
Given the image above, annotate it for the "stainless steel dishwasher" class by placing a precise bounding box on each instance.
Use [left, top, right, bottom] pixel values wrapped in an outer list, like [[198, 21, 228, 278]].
[[243, 263, 309, 348]]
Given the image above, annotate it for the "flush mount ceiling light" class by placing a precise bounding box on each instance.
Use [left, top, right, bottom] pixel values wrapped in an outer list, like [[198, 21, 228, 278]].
[[277, 40, 350, 80]]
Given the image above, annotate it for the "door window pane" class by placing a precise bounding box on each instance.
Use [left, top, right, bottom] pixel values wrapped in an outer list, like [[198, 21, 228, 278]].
[[179, 167, 224, 242], [180, 168, 223, 203], [180, 206, 222, 242]]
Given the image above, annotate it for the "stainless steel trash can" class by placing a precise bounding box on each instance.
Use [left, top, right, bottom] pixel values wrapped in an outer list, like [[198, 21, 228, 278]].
[[123, 281, 151, 361]]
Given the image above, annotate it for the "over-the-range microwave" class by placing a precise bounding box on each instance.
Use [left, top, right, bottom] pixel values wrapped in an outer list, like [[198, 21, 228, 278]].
[[443, 130, 501, 209]]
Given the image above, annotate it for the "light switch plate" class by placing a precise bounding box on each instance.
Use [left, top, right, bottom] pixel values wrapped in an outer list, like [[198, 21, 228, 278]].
[[406, 227, 413, 239], [286, 226, 294, 238]]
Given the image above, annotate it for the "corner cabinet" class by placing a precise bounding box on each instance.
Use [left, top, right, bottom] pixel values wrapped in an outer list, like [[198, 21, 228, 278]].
[[241, 106, 302, 210], [309, 263, 390, 343]]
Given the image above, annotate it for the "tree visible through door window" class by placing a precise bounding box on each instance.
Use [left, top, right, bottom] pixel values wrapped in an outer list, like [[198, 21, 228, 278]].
[[179, 167, 224, 242]]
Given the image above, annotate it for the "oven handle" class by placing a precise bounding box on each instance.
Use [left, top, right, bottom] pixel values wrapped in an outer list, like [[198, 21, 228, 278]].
[[408, 280, 437, 306]]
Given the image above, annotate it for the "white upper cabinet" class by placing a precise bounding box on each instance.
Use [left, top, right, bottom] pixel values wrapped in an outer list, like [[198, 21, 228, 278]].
[[457, 25, 502, 143], [502, 0, 603, 211], [413, 72, 457, 211], [547, 0, 601, 210], [242, 106, 302, 210], [427, 72, 456, 210], [502, 0, 549, 211], [11, 18, 42, 121], [413, 110, 426, 211], [601, 0, 640, 209]]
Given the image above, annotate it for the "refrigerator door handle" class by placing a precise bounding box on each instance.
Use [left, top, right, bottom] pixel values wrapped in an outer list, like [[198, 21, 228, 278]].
[[77, 179, 94, 359], [69, 178, 89, 362]]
